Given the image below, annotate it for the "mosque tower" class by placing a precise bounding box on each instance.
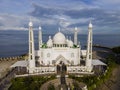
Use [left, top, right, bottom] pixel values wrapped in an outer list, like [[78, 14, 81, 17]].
[[28, 20, 35, 73], [74, 27, 78, 45], [86, 21, 93, 72], [39, 26, 42, 49]]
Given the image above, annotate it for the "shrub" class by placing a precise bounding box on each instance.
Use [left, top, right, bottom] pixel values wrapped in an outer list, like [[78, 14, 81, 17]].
[[9, 75, 56, 90], [69, 54, 118, 90], [112, 46, 120, 54], [48, 83, 55, 90]]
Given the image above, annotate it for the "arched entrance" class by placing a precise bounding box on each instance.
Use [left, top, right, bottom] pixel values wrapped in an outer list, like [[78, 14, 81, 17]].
[[57, 61, 67, 74]]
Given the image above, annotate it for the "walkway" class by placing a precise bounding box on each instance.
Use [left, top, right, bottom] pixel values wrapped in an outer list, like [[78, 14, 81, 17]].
[[40, 77, 87, 90], [0, 68, 16, 90]]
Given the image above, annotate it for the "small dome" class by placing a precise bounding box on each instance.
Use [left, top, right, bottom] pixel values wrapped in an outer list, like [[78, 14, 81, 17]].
[[47, 36, 53, 47], [53, 32, 66, 44], [89, 22, 92, 28], [29, 21, 33, 27], [39, 26, 42, 30], [68, 40, 73, 47], [75, 27, 78, 31], [66, 39, 69, 46], [66, 39, 69, 44]]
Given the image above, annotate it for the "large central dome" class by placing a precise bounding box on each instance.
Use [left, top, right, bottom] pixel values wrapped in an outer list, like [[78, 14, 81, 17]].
[[53, 32, 66, 44]]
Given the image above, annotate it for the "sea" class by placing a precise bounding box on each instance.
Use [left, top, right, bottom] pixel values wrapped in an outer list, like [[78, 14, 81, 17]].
[[0, 30, 120, 57]]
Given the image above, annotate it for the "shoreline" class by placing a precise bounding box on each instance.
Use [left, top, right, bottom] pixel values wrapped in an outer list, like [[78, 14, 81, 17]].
[[93, 44, 112, 49], [0, 53, 28, 61], [0, 54, 28, 79], [0, 45, 113, 59]]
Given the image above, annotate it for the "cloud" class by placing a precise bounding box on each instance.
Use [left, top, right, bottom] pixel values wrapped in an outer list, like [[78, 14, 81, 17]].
[[93, 0, 120, 10], [29, 3, 120, 34], [0, 0, 120, 34], [0, 14, 32, 30], [0, 26, 28, 30], [29, 3, 62, 18]]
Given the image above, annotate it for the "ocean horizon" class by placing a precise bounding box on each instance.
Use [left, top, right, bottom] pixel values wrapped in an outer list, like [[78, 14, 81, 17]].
[[0, 30, 120, 57]]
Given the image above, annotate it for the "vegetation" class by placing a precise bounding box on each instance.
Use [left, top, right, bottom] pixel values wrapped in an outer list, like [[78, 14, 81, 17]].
[[73, 44, 77, 48], [72, 81, 80, 89], [9, 75, 56, 90], [8, 46, 120, 90], [42, 43, 47, 48], [48, 83, 55, 90], [69, 54, 117, 90], [112, 46, 120, 54]]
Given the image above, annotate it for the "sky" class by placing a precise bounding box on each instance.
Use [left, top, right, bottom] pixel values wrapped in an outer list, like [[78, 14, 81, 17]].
[[0, 0, 120, 34]]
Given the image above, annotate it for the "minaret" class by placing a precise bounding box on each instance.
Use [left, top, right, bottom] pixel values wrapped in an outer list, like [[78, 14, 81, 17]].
[[28, 20, 35, 73], [78, 41, 81, 64], [78, 41, 81, 48], [86, 21, 93, 72], [74, 27, 78, 45], [39, 26, 42, 49]]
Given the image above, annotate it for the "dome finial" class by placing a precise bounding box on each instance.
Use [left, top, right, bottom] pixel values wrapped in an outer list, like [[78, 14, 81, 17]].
[[49, 36, 51, 39], [39, 26, 42, 30], [29, 17, 33, 27], [89, 20, 92, 28], [58, 27, 61, 32], [75, 27, 77, 31]]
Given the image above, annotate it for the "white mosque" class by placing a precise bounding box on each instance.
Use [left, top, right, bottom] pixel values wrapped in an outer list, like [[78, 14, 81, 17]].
[[28, 20, 93, 74], [11, 20, 106, 75]]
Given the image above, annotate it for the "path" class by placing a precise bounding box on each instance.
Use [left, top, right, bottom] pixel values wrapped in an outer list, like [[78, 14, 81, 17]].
[[97, 65, 120, 90], [0, 68, 17, 90], [0, 60, 16, 79]]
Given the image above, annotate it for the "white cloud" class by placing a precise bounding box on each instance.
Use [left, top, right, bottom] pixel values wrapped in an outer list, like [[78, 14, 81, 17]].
[[93, 0, 120, 10], [0, 26, 28, 30], [0, 0, 120, 34], [0, 13, 41, 30]]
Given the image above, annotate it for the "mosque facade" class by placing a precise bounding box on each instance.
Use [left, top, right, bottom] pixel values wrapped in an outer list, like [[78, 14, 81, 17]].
[[28, 21, 93, 74]]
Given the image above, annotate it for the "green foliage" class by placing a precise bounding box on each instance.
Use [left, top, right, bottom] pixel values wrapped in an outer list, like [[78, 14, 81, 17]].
[[73, 44, 77, 48], [69, 75, 98, 88], [112, 46, 120, 54], [69, 54, 117, 90], [48, 83, 55, 90], [106, 54, 116, 67], [42, 43, 47, 48], [9, 75, 56, 90], [72, 81, 80, 89]]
